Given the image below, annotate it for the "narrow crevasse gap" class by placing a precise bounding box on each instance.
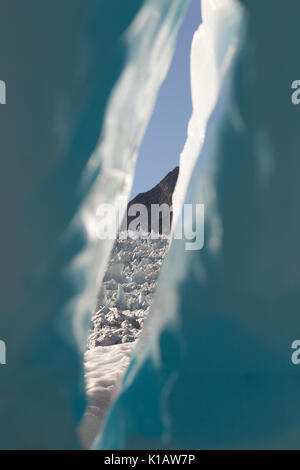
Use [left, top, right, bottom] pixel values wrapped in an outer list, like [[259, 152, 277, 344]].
[[79, 0, 191, 449], [97, 0, 244, 451], [81, 0, 243, 449]]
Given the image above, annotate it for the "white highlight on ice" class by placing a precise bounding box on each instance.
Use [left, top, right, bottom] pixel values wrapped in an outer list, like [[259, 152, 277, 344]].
[[172, 0, 242, 227]]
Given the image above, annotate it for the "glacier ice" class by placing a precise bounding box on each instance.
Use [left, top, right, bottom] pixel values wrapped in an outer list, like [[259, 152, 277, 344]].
[[2, 0, 300, 451], [0, 0, 187, 449], [172, 0, 242, 227], [83, 233, 169, 446], [115, 285, 128, 310], [98, 0, 300, 450]]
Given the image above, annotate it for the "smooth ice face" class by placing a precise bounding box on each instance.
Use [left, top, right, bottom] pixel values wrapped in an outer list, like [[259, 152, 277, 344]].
[[0, 0, 187, 449]]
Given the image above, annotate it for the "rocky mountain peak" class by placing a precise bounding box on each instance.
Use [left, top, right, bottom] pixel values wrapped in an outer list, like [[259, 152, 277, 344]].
[[124, 166, 179, 234]]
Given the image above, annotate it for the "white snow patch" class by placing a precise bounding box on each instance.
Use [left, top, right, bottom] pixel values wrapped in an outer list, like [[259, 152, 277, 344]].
[[79, 342, 136, 449]]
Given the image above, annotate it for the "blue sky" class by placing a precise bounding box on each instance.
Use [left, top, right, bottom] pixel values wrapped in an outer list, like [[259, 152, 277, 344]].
[[130, 0, 201, 198]]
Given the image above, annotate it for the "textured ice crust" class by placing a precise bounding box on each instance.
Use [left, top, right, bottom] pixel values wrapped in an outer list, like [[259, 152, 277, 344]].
[[88, 233, 169, 349]]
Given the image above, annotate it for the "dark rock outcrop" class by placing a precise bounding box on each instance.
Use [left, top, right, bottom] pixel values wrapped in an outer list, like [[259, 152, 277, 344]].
[[122, 166, 179, 234]]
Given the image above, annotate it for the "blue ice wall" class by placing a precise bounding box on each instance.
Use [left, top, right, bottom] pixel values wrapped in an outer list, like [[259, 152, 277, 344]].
[[99, 0, 300, 449], [0, 0, 187, 449]]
